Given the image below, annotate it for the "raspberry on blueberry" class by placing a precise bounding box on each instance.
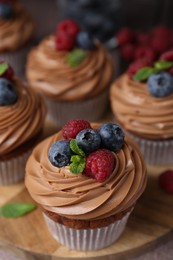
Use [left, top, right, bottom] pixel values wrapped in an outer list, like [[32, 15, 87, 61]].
[[62, 119, 92, 140], [159, 170, 173, 194], [55, 31, 75, 51], [84, 149, 115, 182], [57, 19, 80, 38], [0, 78, 17, 106]]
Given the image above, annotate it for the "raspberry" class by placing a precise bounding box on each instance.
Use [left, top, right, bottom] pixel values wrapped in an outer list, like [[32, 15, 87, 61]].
[[160, 50, 173, 61], [151, 25, 171, 38], [62, 119, 92, 140], [55, 32, 75, 51], [116, 27, 134, 45], [0, 61, 14, 81], [134, 46, 156, 63], [120, 43, 135, 60], [127, 59, 152, 78], [159, 170, 173, 194], [151, 36, 171, 54], [84, 149, 115, 182], [136, 32, 149, 46], [168, 67, 173, 75], [57, 19, 80, 38]]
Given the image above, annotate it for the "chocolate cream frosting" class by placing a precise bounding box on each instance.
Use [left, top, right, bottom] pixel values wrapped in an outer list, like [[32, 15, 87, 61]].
[[0, 78, 45, 157], [26, 36, 114, 101], [0, 2, 35, 52], [110, 74, 173, 140], [25, 124, 147, 221]]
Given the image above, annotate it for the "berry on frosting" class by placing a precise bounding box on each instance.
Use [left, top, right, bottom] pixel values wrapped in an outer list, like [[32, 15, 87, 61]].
[[98, 123, 125, 152], [62, 119, 92, 140], [76, 129, 101, 154], [55, 31, 75, 51], [76, 31, 95, 50], [84, 149, 114, 182], [57, 19, 80, 38], [0, 61, 14, 81], [160, 50, 173, 61], [0, 78, 17, 106], [127, 59, 151, 78], [159, 170, 173, 194], [48, 140, 73, 167], [147, 72, 173, 97]]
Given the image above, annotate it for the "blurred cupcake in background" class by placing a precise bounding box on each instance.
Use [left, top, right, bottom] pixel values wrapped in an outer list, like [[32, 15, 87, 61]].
[[0, 0, 35, 77], [0, 61, 46, 185], [110, 53, 173, 166], [26, 19, 114, 127]]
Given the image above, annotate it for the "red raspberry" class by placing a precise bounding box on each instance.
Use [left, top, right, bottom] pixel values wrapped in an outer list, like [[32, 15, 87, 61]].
[[57, 19, 80, 38], [55, 31, 75, 51], [136, 32, 150, 46], [151, 36, 171, 54], [160, 50, 173, 61], [134, 46, 156, 63], [84, 149, 115, 182], [120, 43, 135, 60], [0, 61, 14, 81], [116, 27, 134, 45], [159, 170, 173, 194], [62, 119, 92, 140], [127, 59, 152, 78], [151, 25, 171, 38]]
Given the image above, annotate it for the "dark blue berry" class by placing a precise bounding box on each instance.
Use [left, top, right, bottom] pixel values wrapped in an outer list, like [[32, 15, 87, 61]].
[[0, 3, 13, 19], [147, 72, 173, 98], [76, 129, 101, 154], [76, 31, 95, 50], [0, 78, 17, 106], [48, 140, 72, 167], [98, 123, 125, 152]]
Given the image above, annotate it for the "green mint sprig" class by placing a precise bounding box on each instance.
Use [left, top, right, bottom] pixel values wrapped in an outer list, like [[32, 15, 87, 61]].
[[66, 50, 87, 67], [133, 60, 173, 81], [0, 202, 36, 218], [70, 139, 86, 174], [0, 62, 9, 76]]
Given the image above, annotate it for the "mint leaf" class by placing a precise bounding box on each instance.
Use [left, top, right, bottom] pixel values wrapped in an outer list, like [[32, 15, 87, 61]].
[[154, 60, 173, 70], [133, 67, 159, 81], [0, 62, 9, 76], [0, 203, 36, 218], [70, 155, 86, 174], [66, 50, 87, 67], [70, 139, 85, 156]]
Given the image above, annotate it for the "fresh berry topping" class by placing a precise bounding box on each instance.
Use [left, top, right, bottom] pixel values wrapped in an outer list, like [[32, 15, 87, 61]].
[[76, 31, 95, 50], [134, 46, 156, 63], [151, 25, 171, 38], [136, 33, 149, 46], [0, 78, 17, 106], [120, 43, 135, 60], [55, 31, 75, 51], [159, 170, 173, 194], [48, 140, 72, 167], [98, 123, 124, 152], [0, 61, 14, 81], [147, 72, 173, 97], [57, 19, 80, 38], [160, 50, 173, 61], [62, 119, 91, 140], [116, 27, 134, 45], [151, 36, 171, 54], [127, 59, 152, 78], [84, 149, 114, 182], [0, 3, 13, 19], [76, 129, 101, 154]]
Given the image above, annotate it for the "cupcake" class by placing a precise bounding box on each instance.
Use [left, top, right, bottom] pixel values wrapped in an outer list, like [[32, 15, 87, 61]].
[[25, 119, 147, 251], [110, 58, 173, 166], [0, 61, 45, 185], [0, 0, 35, 77], [26, 19, 114, 127]]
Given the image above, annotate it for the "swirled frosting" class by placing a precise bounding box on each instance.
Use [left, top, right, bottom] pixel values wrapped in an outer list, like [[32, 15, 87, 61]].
[[26, 35, 114, 101], [0, 2, 35, 52], [110, 74, 173, 140], [25, 124, 146, 221], [0, 78, 46, 157]]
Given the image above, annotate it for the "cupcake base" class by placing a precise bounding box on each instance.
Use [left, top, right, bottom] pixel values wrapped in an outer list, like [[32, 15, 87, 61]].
[[43, 210, 132, 251], [0, 149, 32, 186], [45, 88, 109, 127]]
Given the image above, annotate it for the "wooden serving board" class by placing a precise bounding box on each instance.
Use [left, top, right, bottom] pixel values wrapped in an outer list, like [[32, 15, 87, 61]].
[[0, 119, 173, 260]]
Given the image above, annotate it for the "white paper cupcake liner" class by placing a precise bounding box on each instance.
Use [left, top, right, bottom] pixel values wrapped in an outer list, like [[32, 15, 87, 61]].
[[45, 88, 109, 127], [43, 210, 131, 251], [0, 149, 32, 186], [130, 134, 173, 166]]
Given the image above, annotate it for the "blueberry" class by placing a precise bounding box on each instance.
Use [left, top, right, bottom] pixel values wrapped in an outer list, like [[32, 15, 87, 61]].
[[84, 12, 103, 30], [98, 123, 125, 152], [76, 31, 95, 50], [0, 3, 13, 19], [147, 72, 173, 98], [0, 78, 17, 106], [76, 129, 101, 154], [48, 140, 72, 167]]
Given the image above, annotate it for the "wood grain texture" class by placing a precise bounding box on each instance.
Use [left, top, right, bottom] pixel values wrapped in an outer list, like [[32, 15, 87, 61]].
[[0, 119, 173, 260]]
